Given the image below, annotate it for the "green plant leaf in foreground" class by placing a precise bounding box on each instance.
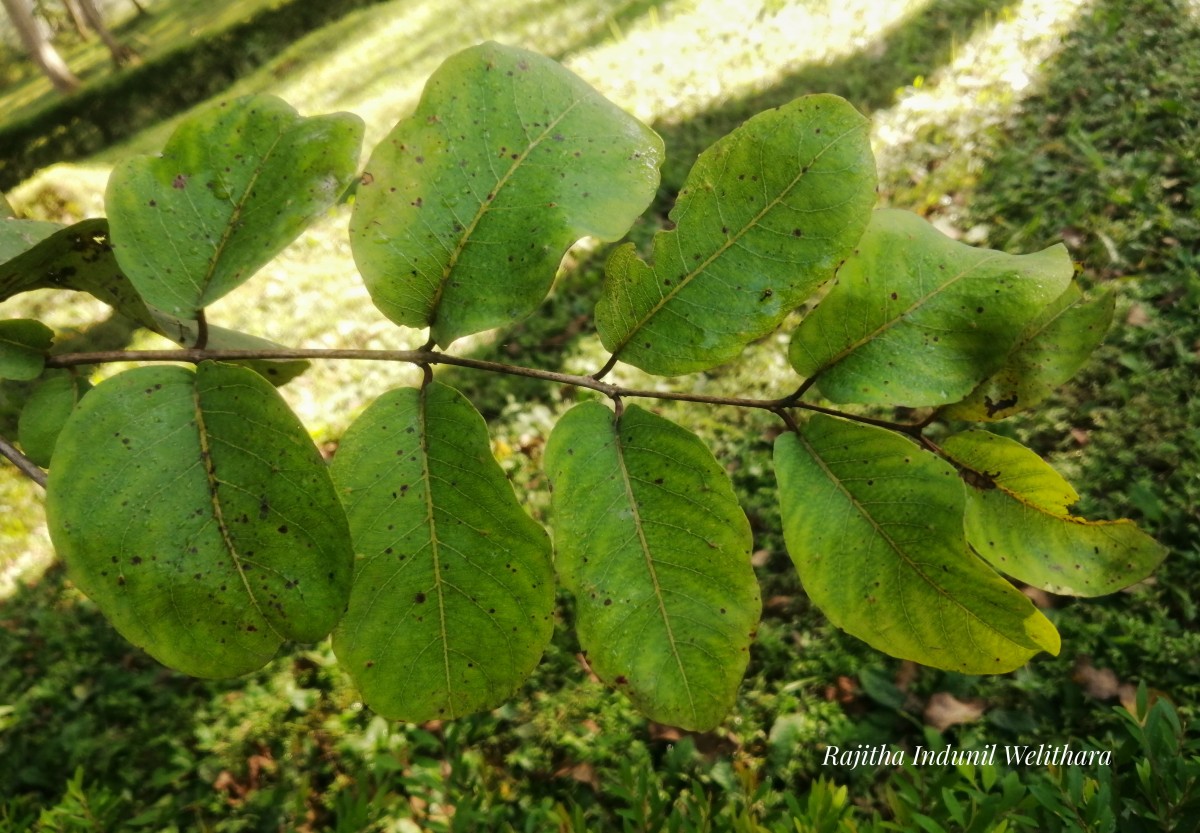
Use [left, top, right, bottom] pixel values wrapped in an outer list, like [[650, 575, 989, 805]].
[[774, 414, 1059, 673], [0, 219, 162, 320], [0, 318, 54, 380], [331, 382, 554, 722], [17, 371, 92, 467], [0, 218, 308, 386], [789, 209, 1074, 406], [0, 216, 61, 264], [106, 95, 364, 317], [940, 283, 1115, 421], [350, 42, 663, 347], [596, 94, 876, 376], [545, 401, 760, 730], [45, 362, 353, 678], [940, 430, 1166, 596]]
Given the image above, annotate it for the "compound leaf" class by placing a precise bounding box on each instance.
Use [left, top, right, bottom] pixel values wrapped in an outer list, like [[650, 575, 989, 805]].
[[107, 95, 364, 317], [774, 414, 1059, 673], [595, 94, 876, 376], [789, 209, 1073, 406], [45, 362, 353, 678], [940, 284, 1115, 421], [544, 401, 760, 730], [330, 382, 554, 722], [350, 42, 662, 346], [940, 430, 1166, 596], [0, 318, 54, 380], [18, 371, 92, 467]]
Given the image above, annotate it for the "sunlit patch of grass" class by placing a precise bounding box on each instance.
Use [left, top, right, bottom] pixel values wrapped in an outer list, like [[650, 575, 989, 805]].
[[872, 0, 1093, 220], [566, 0, 924, 125]]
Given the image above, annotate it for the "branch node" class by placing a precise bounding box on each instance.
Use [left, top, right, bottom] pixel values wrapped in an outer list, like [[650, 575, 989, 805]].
[[775, 377, 816, 408]]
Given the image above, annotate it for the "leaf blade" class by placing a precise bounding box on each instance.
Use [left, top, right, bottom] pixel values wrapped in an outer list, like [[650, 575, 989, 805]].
[[595, 94, 877, 376], [350, 42, 663, 346], [940, 284, 1115, 421], [44, 362, 353, 678], [789, 209, 1074, 406], [17, 371, 92, 467], [774, 414, 1059, 673], [330, 382, 554, 722], [0, 318, 54, 380], [106, 95, 364, 316], [940, 430, 1166, 596], [0, 216, 61, 265], [545, 401, 760, 730]]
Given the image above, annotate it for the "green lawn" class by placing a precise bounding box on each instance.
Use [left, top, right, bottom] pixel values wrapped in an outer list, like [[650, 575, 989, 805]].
[[2, 0, 1198, 829]]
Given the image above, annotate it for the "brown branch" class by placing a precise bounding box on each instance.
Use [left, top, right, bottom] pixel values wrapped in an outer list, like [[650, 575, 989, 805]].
[[0, 433, 47, 489], [43, 346, 928, 437]]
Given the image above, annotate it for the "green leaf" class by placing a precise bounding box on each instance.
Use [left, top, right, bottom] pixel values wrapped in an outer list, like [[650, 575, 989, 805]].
[[939, 430, 1166, 596], [0, 216, 61, 264], [0, 218, 307, 386], [0, 193, 14, 219], [0, 318, 54, 380], [544, 401, 760, 730], [0, 219, 160, 323], [106, 95, 364, 317], [350, 42, 662, 347], [44, 362, 353, 678], [330, 382, 554, 722], [17, 371, 92, 467], [595, 94, 876, 376], [773, 414, 1059, 673], [940, 284, 1115, 421], [788, 209, 1074, 406]]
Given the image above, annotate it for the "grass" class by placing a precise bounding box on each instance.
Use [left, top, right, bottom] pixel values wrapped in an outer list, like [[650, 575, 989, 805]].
[[2, 0, 1199, 829]]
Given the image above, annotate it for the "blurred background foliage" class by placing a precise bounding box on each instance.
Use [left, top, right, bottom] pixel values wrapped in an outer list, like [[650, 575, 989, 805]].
[[1, 0, 1197, 829]]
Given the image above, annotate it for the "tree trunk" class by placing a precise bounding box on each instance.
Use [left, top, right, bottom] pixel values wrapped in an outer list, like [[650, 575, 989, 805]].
[[76, 0, 139, 67], [61, 0, 91, 39], [0, 0, 81, 92]]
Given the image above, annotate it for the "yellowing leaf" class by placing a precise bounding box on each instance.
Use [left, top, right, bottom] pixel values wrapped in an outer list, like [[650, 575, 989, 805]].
[[941, 430, 1166, 596], [774, 415, 1059, 673]]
